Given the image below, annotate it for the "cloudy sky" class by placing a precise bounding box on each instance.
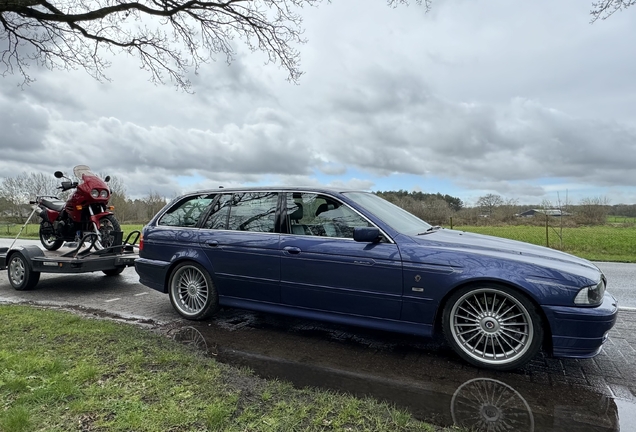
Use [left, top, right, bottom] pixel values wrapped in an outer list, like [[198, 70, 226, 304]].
[[2, 0, 636, 206]]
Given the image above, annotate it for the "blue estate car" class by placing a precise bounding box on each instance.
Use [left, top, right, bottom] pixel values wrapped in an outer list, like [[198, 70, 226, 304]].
[[135, 187, 618, 370]]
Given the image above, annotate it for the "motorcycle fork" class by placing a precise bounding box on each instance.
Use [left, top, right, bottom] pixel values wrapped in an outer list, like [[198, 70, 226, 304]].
[[88, 205, 112, 237]]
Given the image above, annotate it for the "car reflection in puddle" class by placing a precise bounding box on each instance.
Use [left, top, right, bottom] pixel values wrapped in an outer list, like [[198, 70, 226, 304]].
[[451, 378, 534, 431], [169, 322, 620, 432]]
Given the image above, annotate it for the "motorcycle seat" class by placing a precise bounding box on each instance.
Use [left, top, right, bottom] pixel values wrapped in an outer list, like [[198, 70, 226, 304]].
[[41, 198, 66, 212]]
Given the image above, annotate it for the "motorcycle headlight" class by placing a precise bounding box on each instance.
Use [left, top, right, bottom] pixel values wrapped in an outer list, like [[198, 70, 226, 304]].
[[574, 279, 606, 306], [91, 189, 99, 198], [100, 190, 109, 198]]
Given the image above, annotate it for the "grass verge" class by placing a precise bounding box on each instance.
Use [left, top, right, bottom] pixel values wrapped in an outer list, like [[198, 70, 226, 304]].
[[0, 305, 443, 432]]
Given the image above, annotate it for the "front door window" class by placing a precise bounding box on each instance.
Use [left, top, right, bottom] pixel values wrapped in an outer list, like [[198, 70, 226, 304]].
[[284, 192, 372, 238]]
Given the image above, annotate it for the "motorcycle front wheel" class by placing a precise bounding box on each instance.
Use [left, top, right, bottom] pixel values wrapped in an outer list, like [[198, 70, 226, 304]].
[[39, 222, 64, 251], [97, 214, 121, 249]]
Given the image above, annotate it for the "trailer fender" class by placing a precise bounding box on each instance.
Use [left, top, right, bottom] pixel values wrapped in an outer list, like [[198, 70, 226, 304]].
[[6, 245, 45, 272]]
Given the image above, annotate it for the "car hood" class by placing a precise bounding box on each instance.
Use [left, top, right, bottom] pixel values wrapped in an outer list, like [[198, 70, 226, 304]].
[[405, 228, 601, 283]]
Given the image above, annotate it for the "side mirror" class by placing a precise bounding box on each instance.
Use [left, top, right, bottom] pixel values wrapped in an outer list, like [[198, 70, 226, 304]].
[[54, 171, 64, 178], [104, 175, 111, 183], [353, 227, 381, 243]]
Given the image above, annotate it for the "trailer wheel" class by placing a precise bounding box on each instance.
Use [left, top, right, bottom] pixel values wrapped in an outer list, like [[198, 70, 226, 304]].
[[8, 253, 40, 291], [103, 267, 125, 276]]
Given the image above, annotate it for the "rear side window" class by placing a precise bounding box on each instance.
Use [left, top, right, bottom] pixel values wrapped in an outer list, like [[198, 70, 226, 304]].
[[200, 192, 279, 232], [158, 194, 215, 227], [227, 192, 278, 232]]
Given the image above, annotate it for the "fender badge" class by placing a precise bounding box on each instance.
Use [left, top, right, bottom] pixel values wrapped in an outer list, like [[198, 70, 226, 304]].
[[414, 275, 421, 282]]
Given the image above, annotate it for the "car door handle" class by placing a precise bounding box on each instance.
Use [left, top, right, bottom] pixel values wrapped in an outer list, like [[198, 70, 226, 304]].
[[283, 246, 301, 254], [205, 240, 219, 247]]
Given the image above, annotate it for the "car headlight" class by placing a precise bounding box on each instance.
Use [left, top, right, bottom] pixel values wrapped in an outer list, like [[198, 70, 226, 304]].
[[91, 189, 99, 198], [574, 279, 606, 306], [100, 190, 109, 198]]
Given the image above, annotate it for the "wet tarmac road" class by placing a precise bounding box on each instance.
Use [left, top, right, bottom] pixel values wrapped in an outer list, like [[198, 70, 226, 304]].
[[1, 240, 635, 431], [168, 311, 624, 432]]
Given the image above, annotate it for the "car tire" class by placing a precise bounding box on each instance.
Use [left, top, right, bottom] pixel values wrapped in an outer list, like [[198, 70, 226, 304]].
[[8, 253, 40, 291], [442, 284, 543, 370], [168, 261, 219, 320]]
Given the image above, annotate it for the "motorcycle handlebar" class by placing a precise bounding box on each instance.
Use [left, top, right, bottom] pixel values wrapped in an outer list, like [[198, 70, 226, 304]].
[[58, 181, 78, 191]]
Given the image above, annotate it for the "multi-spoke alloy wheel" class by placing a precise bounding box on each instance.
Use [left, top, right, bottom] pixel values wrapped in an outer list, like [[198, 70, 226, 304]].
[[443, 286, 543, 370], [168, 262, 218, 320]]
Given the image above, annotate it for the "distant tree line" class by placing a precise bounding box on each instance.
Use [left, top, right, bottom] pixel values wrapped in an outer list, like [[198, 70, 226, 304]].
[[375, 190, 464, 226], [376, 190, 463, 212], [376, 191, 620, 227], [0, 172, 627, 227]]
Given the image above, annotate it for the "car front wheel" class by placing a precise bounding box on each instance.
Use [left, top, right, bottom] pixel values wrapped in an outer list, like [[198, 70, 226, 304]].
[[168, 262, 219, 320], [442, 285, 543, 370]]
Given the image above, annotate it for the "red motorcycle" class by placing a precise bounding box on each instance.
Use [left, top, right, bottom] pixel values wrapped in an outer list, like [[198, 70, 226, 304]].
[[36, 165, 121, 251]]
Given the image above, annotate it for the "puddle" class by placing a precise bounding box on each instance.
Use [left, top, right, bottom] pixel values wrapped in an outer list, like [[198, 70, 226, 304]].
[[168, 317, 630, 432]]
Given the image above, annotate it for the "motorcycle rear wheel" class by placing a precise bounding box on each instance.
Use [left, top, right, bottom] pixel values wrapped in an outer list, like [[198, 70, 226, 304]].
[[39, 222, 64, 251], [98, 214, 121, 249]]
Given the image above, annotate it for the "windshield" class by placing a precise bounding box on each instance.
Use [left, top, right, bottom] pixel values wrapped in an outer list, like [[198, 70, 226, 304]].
[[73, 165, 96, 179], [343, 192, 432, 235]]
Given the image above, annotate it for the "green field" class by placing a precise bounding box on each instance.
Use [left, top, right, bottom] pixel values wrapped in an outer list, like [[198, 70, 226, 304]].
[[1, 223, 635, 263], [607, 215, 636, 224], [453, 224, 636, 263]]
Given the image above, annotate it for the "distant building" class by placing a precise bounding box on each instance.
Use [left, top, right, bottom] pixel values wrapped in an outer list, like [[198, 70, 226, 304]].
[[517, 209, 571, 217]]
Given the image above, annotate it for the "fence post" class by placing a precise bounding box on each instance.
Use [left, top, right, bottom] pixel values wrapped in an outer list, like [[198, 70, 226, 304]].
[[545, 215, 549, 247], [450, 217, 453, 230]]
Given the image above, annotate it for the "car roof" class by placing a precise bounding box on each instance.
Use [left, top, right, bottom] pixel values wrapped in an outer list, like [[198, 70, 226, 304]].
[[183, 186, 368, 196]]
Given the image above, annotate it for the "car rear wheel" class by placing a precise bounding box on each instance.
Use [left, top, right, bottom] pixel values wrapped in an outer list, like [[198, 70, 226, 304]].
[[442, 285, 543, 370], [168, 262, 219, 320]]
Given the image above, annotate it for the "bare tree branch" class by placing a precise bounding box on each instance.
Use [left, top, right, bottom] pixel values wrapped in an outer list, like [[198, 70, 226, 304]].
[[0, 0, 428, 90], [0, 0, 334, 90], [591, 0, 636, 22]]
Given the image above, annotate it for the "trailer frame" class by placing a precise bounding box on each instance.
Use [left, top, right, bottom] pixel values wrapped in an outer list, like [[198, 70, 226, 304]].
[[0, 231, 140, 290]]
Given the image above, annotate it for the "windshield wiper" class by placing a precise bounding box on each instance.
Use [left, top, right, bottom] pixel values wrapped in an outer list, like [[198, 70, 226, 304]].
[[417, 225, 442, 235]]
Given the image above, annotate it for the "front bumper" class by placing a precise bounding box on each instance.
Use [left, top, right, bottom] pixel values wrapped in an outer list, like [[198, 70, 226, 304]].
[[544, 292, 618, 358]]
